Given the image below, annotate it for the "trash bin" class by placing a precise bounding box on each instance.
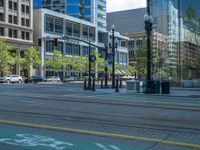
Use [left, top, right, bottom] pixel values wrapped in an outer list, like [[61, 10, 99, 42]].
[[136, 81, 146, 93], [153, 80, 160, 94], [162, 81, 170, 94], [136, 81, 140, 93]]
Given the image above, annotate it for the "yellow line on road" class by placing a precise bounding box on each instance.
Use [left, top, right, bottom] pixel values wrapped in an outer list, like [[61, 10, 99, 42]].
[[0, 119, 200, 149]]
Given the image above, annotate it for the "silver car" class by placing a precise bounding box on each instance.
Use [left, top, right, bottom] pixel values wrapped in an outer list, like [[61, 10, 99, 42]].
[[46, 76, 61, 83]]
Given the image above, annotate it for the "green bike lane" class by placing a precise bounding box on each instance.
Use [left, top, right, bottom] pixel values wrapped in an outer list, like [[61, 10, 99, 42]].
[[0, 123, 151, 150], [0, 120, 198, 150]]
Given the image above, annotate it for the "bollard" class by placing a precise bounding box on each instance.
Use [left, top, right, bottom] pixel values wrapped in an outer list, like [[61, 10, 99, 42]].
[[115, 79, 119, 92], [119, 79, 122, 88], [84, 79, 87, 90], [92, 78, 96, 91], [101, 79, 103, 89]]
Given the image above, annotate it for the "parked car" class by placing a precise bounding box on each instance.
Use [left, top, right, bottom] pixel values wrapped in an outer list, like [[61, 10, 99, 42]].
[[0, 75, 23, 83], [63, 76, 78, 82], [46, 76, 61, 83], [25, 76, 45, 83]]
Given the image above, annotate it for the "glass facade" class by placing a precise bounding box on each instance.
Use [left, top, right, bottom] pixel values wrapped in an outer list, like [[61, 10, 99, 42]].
[[34, 0, 93, 23], [151, 0, 200, 82], [34, 0, 107, 30]]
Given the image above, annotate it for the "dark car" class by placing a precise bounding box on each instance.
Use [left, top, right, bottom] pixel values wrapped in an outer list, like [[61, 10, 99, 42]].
[[25, 76, 45, 83]]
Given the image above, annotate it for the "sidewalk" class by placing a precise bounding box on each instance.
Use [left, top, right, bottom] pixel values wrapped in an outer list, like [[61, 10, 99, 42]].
[[94, 87, 200, 97]]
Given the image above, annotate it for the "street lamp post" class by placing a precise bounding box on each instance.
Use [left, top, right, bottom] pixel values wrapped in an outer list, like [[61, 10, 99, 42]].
[[104, 46, 108, 88], [144, 0, 153, 93], [111, 24, 115, 88], [87, 42, 92, 90]]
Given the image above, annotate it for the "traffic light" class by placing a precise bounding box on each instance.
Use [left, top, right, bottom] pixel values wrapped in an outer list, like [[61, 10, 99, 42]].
[[54, 38, 58, 47], [38, 39, 42, 46]]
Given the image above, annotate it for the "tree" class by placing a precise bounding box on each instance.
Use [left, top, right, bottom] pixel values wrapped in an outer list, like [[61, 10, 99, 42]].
[[20, 47, 41, 77], [45, 50, 63, 76], [134, 46, 147, 79], [72, 55, 88, 78], [92, 51, 104, 74], [0, 38, 15, 76], [125, 65, 137, 76]]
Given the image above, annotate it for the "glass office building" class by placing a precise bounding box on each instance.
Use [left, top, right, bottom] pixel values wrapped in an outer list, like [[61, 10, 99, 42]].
[[33, 0, 107, 30], [151, 0, 200, 82]]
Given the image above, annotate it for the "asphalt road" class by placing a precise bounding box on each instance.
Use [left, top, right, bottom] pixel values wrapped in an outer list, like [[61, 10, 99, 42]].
[[0, 83, 200, 150]]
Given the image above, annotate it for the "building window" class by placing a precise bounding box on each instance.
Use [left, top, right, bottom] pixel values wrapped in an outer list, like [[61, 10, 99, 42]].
[[55, 17, 63, 34], [14, 16, 18, 24], [128, 40, 134, 47], [26, 5, 30, 14], [9, 1, 12, 9], [26, 32, 29, 40], [82, 25, 88, 39], [21, 18, 25, 26], [89, 27, 95, 41], [65, 21, 72, 36], [21, 31, 25, 39], [0, 27, 4, 36], [8, 29, 12, 37], [136, 40, 143, 46], [26, 19, 30, 27], [66, 43, 72, 55], [13, 2, 17, 11], [13, 30, 17, 38], [73, 23, 80, 37], [45, 15, 54, 32], [0, 0, 4, 7], [9, 15, 12, 23], [46, 40, 54, 52], [21, 4, 25, 13], [0, 13, 4, 22], [121, 41, 126, 47]]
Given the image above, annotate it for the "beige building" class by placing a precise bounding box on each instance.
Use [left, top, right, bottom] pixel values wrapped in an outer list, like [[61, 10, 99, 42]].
[[124, 31, 168, 80], [0, 0, 33, 76]]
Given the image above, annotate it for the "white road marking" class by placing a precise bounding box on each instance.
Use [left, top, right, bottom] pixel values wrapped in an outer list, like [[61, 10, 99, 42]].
[[109, 145, 121, 150], [95, 143, 110, 150]]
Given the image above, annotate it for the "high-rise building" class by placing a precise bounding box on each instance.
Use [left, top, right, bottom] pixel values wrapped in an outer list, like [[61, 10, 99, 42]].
[[34, 0, 107, 31], [107, 0, 200, 81], [151, 0, 179, 81], [0, 0, 33, 76]]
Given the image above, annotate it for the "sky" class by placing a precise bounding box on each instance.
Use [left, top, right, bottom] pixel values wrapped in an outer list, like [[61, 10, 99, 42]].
[[107, 0, 146, 12]]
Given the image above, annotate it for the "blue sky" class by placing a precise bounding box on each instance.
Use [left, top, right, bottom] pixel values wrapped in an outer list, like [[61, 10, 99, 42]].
[[107, 0, 146, 12]]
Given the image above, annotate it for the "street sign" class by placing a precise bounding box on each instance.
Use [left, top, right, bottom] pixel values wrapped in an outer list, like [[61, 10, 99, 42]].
[[107, 53, 113, 59]]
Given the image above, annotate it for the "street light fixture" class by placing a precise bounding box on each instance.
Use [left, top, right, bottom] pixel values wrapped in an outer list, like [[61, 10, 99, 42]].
[[111, 24, 115, 88], [144, 0, 153, 93]]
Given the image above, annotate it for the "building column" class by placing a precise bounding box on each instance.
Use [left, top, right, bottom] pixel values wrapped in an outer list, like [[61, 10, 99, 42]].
[[16, 49, 21, 76]]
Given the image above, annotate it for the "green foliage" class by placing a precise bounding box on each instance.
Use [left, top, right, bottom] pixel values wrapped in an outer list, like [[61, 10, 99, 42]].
[[134, 47, 147, 78], [45, 50, 63, 75], [92, 51, 105, 73], [186, 5, 197, 21], [125, 65, 136, 76], [0, 38, 15, 76], [21, 47, 41, 69], [72, 55, 87, 72]]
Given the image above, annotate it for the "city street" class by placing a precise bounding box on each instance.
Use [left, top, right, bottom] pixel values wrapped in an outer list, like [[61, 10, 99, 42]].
[[0, 83, 200, 150]]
